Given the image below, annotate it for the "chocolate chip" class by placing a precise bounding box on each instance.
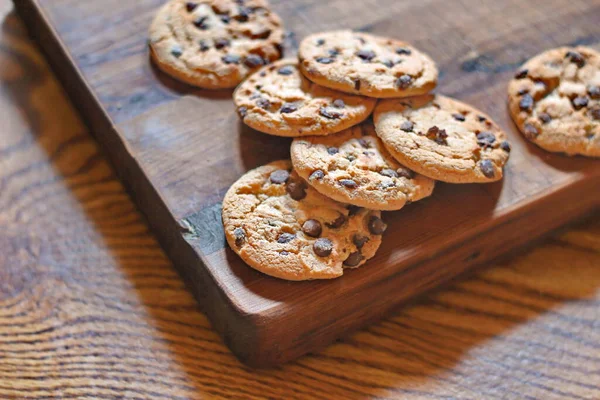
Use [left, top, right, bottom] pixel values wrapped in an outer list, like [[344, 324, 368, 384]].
[[244, 54, 264, 68], [233, 227, 245, 247], [368, 216, 387, 235], [500, 141, 511, 153], [396, 47, 412, 55], [400, 120, 414, 132], [256, 98, 271, 110], [277, 65, 294, 75], [339, 179, 358, 189], [234, 6, 252, 22], [382, 60, 394, 68], [269, 169, 289, 184], [354, 79, 361, 91], [313, 238, 333, 257], [277, 233, 295, 243], [347, 154, 357, 162], [309, 170, 324, 180], [452, 113, 466, 122], [193, 16, 210, 30], [397, 168, 415, 179], [333, 99, 345, 108], [215, 38, 230, 49], [286, 179, 307, 201], [572, 96, 589, 110], [479, 159, 495, 179], [280, 251, 289, 255], [280, 103, 298, 114], [476, 131, 496, 148], [238, 106, 248, 118], [199, 40, 210, 52], [326, 214, 346, 229], [186, 2, 198, 12], [221, 15, 231, 24], [170, 45, 183, 58], [426, 126, 448, 145], [358, 139, 371, 149], [347, 205, 362, 216], [514, 69, 528, 79], [316, 38, 325, 46], [328, 49, 340, 57], [343, 251, 363, 267], [517, 88, 529, 96], [477, 115, 487, 122], [356, 49, 376, 61], [519, 94, 534, 112], [320, 107, 342, 119], [302, 219, 322, 238], [589, 106, 600, 120], [327, 147, 339, 155], [523, 123, 539, 139], [353, 234, 369, 249], [316, 57, 334, 64], [396, 74, 412, 89], [588, 85, 600, 100], [565, 51, 585, 68], [379, 169, 398, 178]]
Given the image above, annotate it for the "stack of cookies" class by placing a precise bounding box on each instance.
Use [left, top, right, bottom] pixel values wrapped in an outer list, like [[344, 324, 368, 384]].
[[149, 0, 599, 281]]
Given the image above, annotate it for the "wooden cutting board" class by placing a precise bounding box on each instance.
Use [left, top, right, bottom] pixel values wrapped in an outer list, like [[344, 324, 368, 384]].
[[14, 0, 600, 367]]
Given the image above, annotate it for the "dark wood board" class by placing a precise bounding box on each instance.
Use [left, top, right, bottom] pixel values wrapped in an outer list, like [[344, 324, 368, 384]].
[[13, 0, 600, 367]]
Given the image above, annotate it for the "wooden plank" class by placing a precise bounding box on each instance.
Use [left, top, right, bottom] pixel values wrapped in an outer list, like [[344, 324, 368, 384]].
[[13, 0, 600, 366]]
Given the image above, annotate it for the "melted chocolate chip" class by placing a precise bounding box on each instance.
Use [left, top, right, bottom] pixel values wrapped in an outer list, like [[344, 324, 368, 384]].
[[233, 227, 245, 247], [400, 120, 414, 132], [256, 98, 271, 110], [238, 106, 248, 118], [565, 51, 585, 68], [479, 159, 495, 179], [500, 141, 511, 153], [302, 219, 322, 238], [309, 170, 324, 180], [397, 168, 415, 179], [347, 205, 362, 216], [320, 107, 342, 119], [396, 74, 413, 89], [538, 112, 552, 124], [572, 96, 589, 110], [476, 131, 496, 148], [339, 179, 358, 189], [333, 99, 345, 108], [277, 233, 296, 243], [368, 216, 387, 235], [316, 57, 334, 64], [215, 38, 230, 49], [313, 238, 333, 257], [523, 123, 539, 139], [519, 94, 534, 112], [588, 85, 600, 100], [269, 169, 289, 184], [280, 103, 298, 113], [244, 54, 264, 68], [193, 16, 210, 30], [452, 113, 466, 122], [379, 169, 398, 178], [277, 65, 294, 75], [326, 214, 346, 229], [186, 2, 198, 12], [396, 47, 412, 55], [514, 69, 528, 79], [327, 147, 339, 155], [343, 251, 363, 267], [286, 179, 307, 200], [353, 234, 369, 249], [356, 49, 376, 61]]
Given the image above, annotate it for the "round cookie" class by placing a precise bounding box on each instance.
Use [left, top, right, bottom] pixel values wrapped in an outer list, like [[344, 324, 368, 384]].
[[508, 46, 600, 157], [374, 94, 511, 183], [149, 0, 284, 89], [298, 30, 438, 98], [222, 160, 384, 281], [233, 59, 377, 137], [291, 123, 435, 210]]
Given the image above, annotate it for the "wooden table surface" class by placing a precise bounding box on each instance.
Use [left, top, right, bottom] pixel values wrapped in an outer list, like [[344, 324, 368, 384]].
[[1, 1, 600, 398]]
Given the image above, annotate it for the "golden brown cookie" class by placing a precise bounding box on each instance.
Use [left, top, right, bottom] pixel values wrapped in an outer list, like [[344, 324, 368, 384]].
[[222, 160, 384, 280], [374, 94, 511, 183], [149, 0, 284, 89], [233, 59, 377, 137], [298, 30, 438, 98], [291, 122, 435, 210], [508, 46, 600, 157]]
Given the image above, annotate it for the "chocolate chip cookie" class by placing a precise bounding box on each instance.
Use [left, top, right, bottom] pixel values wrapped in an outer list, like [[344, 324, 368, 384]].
[[298, 30, 438, 98], [508, 46, 600, 157], [222, 160, 384, 280], [149, 0, 284, 89], [291, 122, 435, 210], [374, 94, 511, 183], [233, 59, 377, 136]]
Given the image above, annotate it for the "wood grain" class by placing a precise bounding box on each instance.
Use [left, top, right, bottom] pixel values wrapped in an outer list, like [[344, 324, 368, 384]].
[[1, 1, 600, 397], [11, 0, 600, 366]]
